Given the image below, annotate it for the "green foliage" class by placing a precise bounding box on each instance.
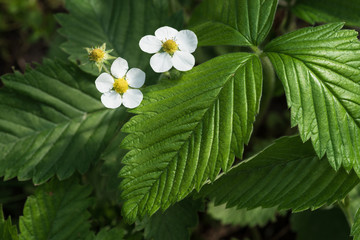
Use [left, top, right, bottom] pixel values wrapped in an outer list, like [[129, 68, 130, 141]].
[[0, 0, 60, 42], [207, 202, 279, 227], [2, 0, 360, 238], [143, 199, 200, 240], [86, 228, 126, 240], [349, 186, 360, 240], [200, 136, 359, 211], [0, 206, 18, 240], [293, 0, 360, 27], [57, 0, 181, 79], [0, 59, 127, 184], [291, 208, 350, 240], [352, 210, 360, 240], [265, 23, 360, 174], [19, 178, 92, 240], [120, 52, 262, 221], [189, 0, 278, 46]]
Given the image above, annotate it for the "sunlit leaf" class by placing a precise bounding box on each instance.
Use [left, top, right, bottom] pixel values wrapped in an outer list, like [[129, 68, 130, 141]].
[[57, 0, 182, 80], [120, 53, 262, 221], [0, 59, 127, 184], [189, 0, 278, 46], [201, 136, 359, 212], [265, 23, 360, 173]]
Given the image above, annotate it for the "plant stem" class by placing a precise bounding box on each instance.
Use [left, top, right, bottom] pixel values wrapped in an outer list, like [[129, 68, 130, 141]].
[[253, 54, 276, 132], [102, 64, 110, 74], [250, 45, 263, 56], [339, 196, 354, 227]]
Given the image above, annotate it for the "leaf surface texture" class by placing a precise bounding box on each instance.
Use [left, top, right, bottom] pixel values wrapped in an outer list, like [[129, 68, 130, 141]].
[[0, 59, 126, 183], [201, 136, 359, 211], [189, 0, 278, 46], [265, 23, 360, 173], [120, 53, 263, 221]]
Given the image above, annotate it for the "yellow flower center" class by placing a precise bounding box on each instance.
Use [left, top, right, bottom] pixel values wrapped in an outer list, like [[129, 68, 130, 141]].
[[89, 48, 105, 62], [113, 77, 128, 94], [162, 39, 178, 54]]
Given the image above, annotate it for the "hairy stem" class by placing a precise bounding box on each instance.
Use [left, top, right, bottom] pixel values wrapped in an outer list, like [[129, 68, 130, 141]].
[[102, 64, 110, 74]]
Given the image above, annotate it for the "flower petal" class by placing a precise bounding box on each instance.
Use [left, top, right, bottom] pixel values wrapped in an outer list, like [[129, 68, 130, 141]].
[[155, 26, 178, 42], [95, 73, 114, 93], [172, 51, 195, 72], [139, 35, 162, 54], [101, 90, 122, 109], [176, 30, 198, 53], [126, 68, 145, 88], [150, 52, 173, 73], [111, 57, 129, 78], [123, 89, 143, 109]]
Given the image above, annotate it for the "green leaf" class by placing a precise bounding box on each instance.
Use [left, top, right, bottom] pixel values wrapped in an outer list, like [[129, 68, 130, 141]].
[[291, 209, 350, 240], [293, 0, 360, 27], [144, 199, 200, 240], [19, 177, 92, 240], [200, 136, 359, 212], [57, 0, 182, 78], [347, 185, 360, 223], [207, 202, 279, 227], [86, 228, 126, 240], [0, 59, 127, 184], [352, 210, 360, 240], [120, 52, 262, 221], [265, 23, 360, 173], [349, 186, 360, 240], [189, 0, 278, 47], [0, 206, 18, 240]]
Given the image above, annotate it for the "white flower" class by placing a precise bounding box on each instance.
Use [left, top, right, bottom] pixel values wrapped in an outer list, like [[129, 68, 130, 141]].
[[139, 26, 198, 73], [95, 57, 145, 109]]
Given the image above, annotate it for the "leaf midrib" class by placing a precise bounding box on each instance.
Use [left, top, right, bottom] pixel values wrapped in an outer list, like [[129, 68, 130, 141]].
[[131, 58, 251, 214], [45, 188, 84, 239], [197, 20, 252, 45], [0, 108, 111, 147], [209, 151, 316, 183], [268, 52, 360, 129]]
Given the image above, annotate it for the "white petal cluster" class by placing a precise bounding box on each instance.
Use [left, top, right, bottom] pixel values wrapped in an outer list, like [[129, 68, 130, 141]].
[[139, 26, 198, 73], [95, 57, 145, 109]]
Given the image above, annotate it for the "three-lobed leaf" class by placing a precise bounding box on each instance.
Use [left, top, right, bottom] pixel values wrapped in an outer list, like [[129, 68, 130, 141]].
[[200, 136, 359, 211], [0, 59, 127, 184], [189, 0, 278, 46], [120, 52, 262, 221], [19, 178, 92, 240], [265, 23, 360, 174]]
